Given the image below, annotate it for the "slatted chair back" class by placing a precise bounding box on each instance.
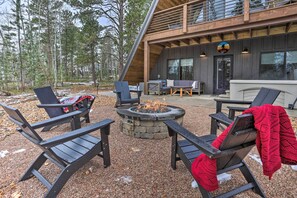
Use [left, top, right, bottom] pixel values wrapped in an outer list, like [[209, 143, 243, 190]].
[[0, 103, 66, 166], [250, 87, 281, 107], [114, 81, 131, 100], [34, 86, 65, 118], [217, 114, 257, 170], [1, 103, 43, 143]]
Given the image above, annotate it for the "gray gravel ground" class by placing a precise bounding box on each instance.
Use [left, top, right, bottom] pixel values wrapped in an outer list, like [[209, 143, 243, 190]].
[[0, 95, 296, 198]]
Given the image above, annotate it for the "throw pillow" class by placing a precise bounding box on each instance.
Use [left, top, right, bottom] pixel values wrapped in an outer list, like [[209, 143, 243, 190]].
[[192, 81, 197, 89], [167, 79, 174, 87]]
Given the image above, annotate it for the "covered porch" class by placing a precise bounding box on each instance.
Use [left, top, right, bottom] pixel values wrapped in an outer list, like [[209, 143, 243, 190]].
[[121, 0, 297, 97]]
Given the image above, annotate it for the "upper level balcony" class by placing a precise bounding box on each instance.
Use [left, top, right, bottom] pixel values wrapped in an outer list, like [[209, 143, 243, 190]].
[[144, 0, 297, 43]]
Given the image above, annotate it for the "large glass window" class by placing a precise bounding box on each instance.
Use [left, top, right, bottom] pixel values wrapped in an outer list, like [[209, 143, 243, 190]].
[[260, 52, 285, 80], [286, 51, 297, 80], [168, 59, 180, 80], [260, 51, 297, 80], [167, 58, 193, 80]]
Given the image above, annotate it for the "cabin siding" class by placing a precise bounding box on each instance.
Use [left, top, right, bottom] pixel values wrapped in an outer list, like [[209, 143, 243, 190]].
[[151, 33, 297, 94]]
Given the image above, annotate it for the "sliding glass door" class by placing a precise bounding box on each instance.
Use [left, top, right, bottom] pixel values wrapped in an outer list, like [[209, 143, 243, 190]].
[[167, 58, 193, 80]]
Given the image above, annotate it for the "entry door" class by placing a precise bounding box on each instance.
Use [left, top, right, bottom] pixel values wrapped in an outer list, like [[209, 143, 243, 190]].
[[214, 55, 233, 94]]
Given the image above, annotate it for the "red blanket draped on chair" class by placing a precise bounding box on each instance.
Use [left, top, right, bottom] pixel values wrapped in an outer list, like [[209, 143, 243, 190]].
[[191, 104, 297, 191], [60, 95, 95, 113]]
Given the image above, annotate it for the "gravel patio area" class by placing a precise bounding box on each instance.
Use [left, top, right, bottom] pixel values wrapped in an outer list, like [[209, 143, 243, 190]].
[[0, 93, 296, 198]]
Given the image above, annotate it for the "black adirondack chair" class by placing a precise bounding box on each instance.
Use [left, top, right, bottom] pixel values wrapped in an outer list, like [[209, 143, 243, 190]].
[[164, 114, 266, 198], [209, 87, 280, 134], [34, 86, 95, 131], [1, 103, 114, 198], [114, 81, 141, 107]]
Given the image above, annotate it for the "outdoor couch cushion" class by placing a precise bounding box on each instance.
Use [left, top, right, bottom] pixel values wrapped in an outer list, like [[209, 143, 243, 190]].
[[167, 79, 174, 87], [174, 80, 194, 87]]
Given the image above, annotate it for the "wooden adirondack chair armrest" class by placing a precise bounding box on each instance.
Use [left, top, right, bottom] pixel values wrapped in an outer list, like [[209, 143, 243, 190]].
[[227, 106, 248, 112], [37, 103, 76, 108], [214, 98, 253, 104], [214, 98, 252, 113], [209, 112, 233, 126], [31, 111, 82, 129], [227, 106, 249, 119], [40, 119, 115, 148], [164, 120, 221, 158]]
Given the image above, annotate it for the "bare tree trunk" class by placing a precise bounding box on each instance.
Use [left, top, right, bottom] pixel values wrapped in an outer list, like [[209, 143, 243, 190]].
[[16, 0, 24, 90], [118, 0, 124, 74], [53, 27, 57, 88], [91, 43, 97, 87], [46, 1, 53, 85]]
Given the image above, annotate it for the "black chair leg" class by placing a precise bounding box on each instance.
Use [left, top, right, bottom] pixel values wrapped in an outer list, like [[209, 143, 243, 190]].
[[100, 126, 111, 168], [20, 153, 47, 181], [84, 113, 90, 123], [210, 118, 218, 135], [45, 165, 74, 198], [198, 185, 212, 198], [171, 133, 178, 170], [239, 161, 266, 198]]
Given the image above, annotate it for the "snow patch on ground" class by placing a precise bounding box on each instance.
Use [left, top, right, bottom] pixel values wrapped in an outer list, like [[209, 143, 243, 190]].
[[191, 180, 198, 188], [13, 149, 26, 154], [217, 173, 232, 184], [116, 176, 133, 184], [291, 165, 297, 171], [0, 150, 9, 158], [191, 173, 232, 188], [249, 154, 263, 165]]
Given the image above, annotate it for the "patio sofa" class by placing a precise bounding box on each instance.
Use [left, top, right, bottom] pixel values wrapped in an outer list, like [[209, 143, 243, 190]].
[[147, 80, 204, 95]]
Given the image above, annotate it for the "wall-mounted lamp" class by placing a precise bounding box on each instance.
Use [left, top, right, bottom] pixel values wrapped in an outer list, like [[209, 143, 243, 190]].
[[241, 47, 249, 54], [200, 52, 206, 58]]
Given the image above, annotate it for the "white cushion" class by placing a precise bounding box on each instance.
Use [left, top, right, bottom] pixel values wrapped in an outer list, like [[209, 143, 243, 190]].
[[167, 79, 174, 87], [192, 81, 197, 89]]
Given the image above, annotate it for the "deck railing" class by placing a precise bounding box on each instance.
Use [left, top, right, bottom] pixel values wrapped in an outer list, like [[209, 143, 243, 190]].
[[147, 0, 296, 34]]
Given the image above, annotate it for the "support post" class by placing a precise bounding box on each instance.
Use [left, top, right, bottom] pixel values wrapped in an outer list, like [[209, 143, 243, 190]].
[[244, 0, 250, 23], [183, 4, 188, 33], [144, 41, 150, 95]]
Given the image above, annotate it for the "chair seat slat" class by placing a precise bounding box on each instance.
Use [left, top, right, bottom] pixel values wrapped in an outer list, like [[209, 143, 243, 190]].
[[63, 141, 90, 155], [72, 136, 100, 149], [80, 134, 100, 144], [51, 147, 76, 163]]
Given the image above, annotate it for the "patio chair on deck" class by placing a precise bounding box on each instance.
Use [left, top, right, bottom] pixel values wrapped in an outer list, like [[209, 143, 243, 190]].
[[114, 81, 141, 107], [1, 103, 114, 198], [209, 87, 280, 134], [34, 86, 95, 131], [164, 114, 266, 198]]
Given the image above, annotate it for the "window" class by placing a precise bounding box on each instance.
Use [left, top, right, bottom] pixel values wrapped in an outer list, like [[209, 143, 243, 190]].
[[260, 51, 297, 80], [286, 51, 297, 80], [167, 58, 193, 80]]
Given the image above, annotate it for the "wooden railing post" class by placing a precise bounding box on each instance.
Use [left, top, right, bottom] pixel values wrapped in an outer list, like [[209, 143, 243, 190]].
[[244, 0, 250, 23], [183, 4, 188, 33], [144, 41, 150, 95]]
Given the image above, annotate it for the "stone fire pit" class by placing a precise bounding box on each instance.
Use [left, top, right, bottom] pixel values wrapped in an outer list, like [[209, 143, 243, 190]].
[[116, 105, 185, 139]]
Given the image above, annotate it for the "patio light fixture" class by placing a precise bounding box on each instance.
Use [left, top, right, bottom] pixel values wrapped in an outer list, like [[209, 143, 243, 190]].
[[200, 52, 206, 58], [241, 47, 249, 54]]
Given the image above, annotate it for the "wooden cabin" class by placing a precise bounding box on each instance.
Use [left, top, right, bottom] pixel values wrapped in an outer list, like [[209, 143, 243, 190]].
[[120, 0, 297, 95]]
